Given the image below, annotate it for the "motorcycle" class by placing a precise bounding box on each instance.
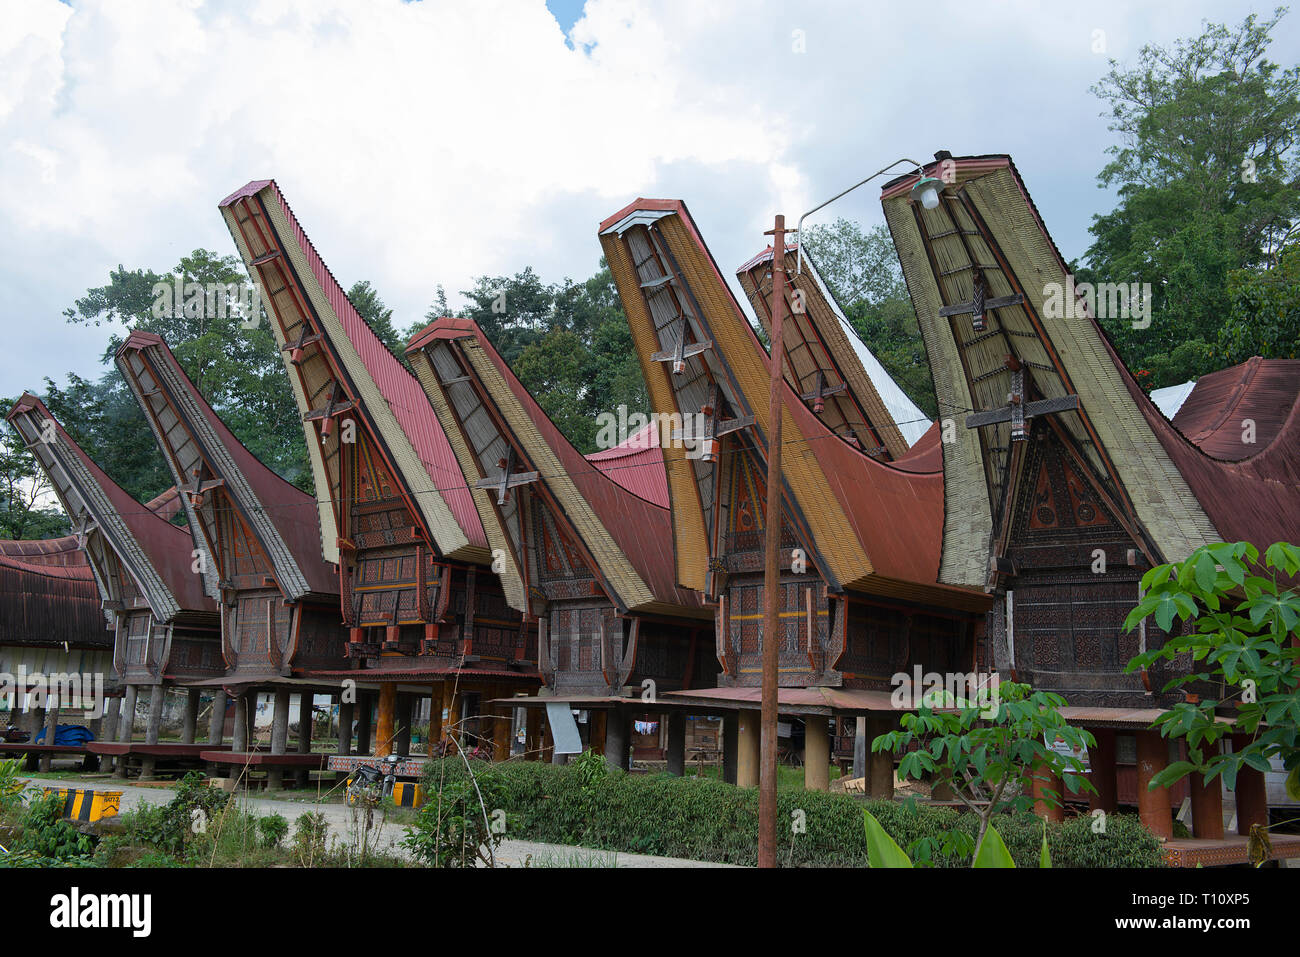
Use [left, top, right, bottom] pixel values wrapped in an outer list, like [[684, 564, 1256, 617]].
[[345, 753, 404, 807], [1, 725, 30, 744]]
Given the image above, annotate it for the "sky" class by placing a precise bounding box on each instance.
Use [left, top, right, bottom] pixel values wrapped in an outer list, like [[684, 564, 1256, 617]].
[[1, 0, 1296, 400]]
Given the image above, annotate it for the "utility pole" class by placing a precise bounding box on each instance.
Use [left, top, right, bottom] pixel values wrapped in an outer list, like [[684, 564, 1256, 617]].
[[758, 214, 787, 869]]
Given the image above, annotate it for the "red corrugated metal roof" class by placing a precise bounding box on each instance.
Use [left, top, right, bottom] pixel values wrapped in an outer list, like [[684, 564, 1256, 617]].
[[1171, 357, 1300, 461], [9, 394, 214, 614], [410, 317, 702, 610], [222, 182, 485, 550], [585, 422, 670, 508], [889, 421, 942, 473], [119, 331, 339, 596], [0, 535, 88, 568]]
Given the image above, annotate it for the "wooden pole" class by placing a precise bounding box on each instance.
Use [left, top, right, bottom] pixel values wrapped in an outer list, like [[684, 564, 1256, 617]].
[[1135, 729, 1173, 839], [376, 683, 396, 758], [758, 215, 787, 868], [1087, 728, 1118, 813], [427, 682, 443, 756]]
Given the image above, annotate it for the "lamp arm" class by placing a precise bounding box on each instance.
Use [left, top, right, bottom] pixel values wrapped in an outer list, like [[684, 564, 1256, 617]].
[[793, 157, 924, 275]]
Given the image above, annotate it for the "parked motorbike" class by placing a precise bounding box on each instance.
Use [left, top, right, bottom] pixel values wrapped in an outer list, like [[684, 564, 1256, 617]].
[[1, 725, 30, 743], [344, 753, 404, 807]]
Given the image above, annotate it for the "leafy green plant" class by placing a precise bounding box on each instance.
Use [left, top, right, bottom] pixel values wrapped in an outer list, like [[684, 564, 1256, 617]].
[[9, 792, 94, 864], [257, 813, 289, 850], [873, 681, 1094, 857], [1125, 541, 1300, 795], [403, 765, 514, 867], [0, 758, 27, 815], [292, 812, 329, 866]]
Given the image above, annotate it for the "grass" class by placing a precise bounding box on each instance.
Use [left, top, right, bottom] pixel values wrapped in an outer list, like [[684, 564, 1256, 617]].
[[684, 764, 841, 791]]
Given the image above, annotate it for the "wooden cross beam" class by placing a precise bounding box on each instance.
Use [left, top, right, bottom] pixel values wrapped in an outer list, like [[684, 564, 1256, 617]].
[[475, 446, 539, 506], [73, 513, 98, 548], [964, 359, 1079, 440], [280, 325, 321, 365], [938, 273, 1024, 332], [302, 383, 355, 440], [670, 384, 755, 463], [800, 370, 846, 415], [650, 318, 712, 375], [181, 466, 225, 507]]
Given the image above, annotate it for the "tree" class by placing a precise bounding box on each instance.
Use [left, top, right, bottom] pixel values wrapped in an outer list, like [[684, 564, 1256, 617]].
[[1219, 243, 1300, 364], [1124, 541, 1300, 799], [59, 250, 314, 496], [0, 398, 68, 540], [1081, 8, 1300, 387], [801, 219, 938, 419], [873, 681, 1094, 857], [347, 280, 403, 356]]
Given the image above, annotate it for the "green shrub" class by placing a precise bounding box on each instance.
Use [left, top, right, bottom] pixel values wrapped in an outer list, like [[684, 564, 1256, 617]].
[[403, 763, 515, 867], [6, 792, 95, 865], [257, 813, 289, 850], [417, 758, 1166, 867], [292, 812, 329, 866]]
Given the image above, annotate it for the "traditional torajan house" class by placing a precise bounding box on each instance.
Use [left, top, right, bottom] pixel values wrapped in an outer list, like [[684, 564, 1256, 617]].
[[0, 535, 108, 769], [735, 242, 932, 454], [878, 151, 1300, 854], [405, 316, 715, 769], [6, 396, 221, 778], [599, 199, 991, 792], [217, 180, 537, 770], [116, 331, 349, 786]]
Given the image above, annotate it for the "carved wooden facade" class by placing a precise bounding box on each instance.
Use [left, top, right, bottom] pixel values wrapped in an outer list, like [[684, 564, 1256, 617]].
[[407, 319, 706, 698], [218, 182, 534, 685], [6, 395, 220, 687], [117, 334, 346, 682]]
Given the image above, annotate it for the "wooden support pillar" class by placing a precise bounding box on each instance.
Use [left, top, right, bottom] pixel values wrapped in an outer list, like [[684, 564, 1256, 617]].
[[295, 692, 314, 788], [804, 716, 830, 792], [666, 710, 686, 777], [1031, 759, 1064, 823], [206, 689, 226, 746], [603, 709, 628, 771], [337, 697, 354, 756], [39, 691, 59, 772], [1136, 729, 1173, 839], [1232, 733, 1269, 835], [394, 692, 413, 756], [590, 710, 607, 756], [492, 687, 511, 762], [737, 709, 760, 788], [1087, 728, 1118, 813], [426, 683, 443, 755], [866, 715, 895, 800], [101, 695, 120, 744], [118, 684, 138, 743], [139, 683, 165, 780], [375, 683, 396, 758], [1189, 768, 1224, 840], [232, 690, 249, 752], [355, 692, 373, 756], [721, 712, 738, 785], [852, 716, 867, 781], [267, 687, 291, 791], [541, 712, 554, 764], [442, 683, 459, 749], [182, 688, 200, 744], [526, 706, 543, 761]]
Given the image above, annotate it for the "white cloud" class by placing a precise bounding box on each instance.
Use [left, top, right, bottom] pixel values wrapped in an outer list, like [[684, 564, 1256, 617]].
[[0, 0, 1295, 398]]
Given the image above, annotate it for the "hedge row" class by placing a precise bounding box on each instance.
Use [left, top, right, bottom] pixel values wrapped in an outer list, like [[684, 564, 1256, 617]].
[[419, 758, 1167, 867]]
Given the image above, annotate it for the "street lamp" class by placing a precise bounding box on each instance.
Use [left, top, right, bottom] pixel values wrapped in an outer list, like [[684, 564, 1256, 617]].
[[793, 157, 939, 274]]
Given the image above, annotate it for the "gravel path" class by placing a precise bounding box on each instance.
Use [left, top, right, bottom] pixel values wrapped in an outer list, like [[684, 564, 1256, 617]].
[[18, 773, 735, 869]]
